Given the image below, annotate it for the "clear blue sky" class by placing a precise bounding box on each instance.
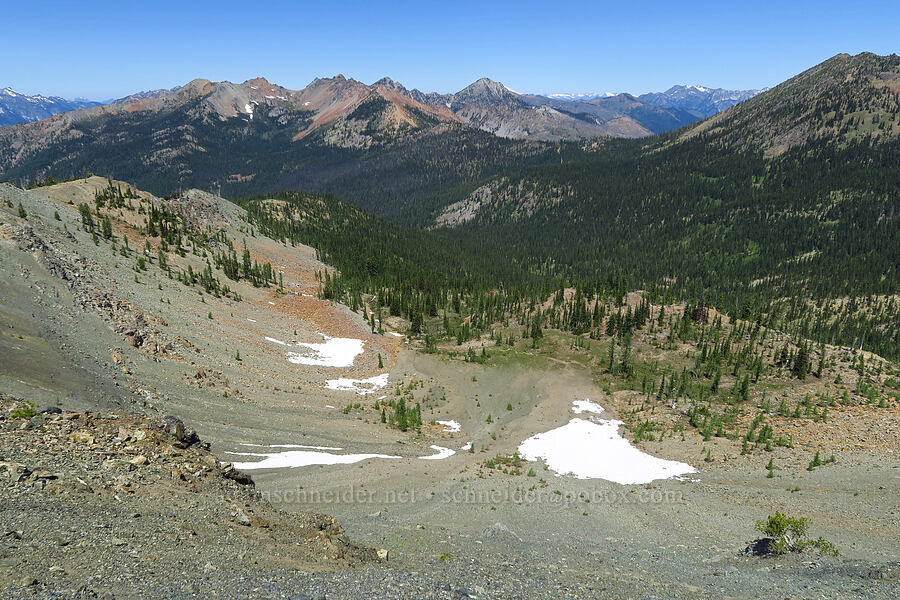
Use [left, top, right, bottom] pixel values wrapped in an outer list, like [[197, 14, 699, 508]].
[[3, 0, 898, 100]]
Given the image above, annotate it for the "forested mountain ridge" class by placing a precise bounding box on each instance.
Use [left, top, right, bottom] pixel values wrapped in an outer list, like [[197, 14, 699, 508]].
[[0, 72, 761, 208], [0, 75, 517, 223], [439, 53, 900, 224], [1, 53, 897, 363], [0, 74, 462, 181], [678, 52, 900, 156], [419, 53, 900, 359]]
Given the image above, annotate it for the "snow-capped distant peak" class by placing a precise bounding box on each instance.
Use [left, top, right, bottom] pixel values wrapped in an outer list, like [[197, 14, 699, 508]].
[[0, 89, 105, 126], [545, 92, 615, 101], [503, 84, 521, 95], [686, 84, 711, 93]]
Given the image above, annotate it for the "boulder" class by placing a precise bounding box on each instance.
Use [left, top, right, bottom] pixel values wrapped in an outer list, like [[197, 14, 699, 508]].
[[0, 461, 30, 483], [68, 431, 95, 445], [161, 415, 199, 447]]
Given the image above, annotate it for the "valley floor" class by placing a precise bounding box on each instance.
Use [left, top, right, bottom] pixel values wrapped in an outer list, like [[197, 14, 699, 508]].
[[1, 180, 897, 599]]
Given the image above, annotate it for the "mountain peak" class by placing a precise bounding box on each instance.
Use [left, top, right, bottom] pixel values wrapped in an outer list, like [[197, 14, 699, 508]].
[[373, 76, 407, 93], [374, 76, 397, 86], [244, 76, 273, 88], [453, 78, 520, 107]]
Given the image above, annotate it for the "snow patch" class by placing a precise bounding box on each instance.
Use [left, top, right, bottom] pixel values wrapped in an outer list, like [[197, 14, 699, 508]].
[[572, 399, 604, 415], [437, 420, 461, 433], [239, 442, 343, 451], [325, 373, 389, 395], [265, 334, 366, 367], [460, 442, 472, 451], [287, 335, 365, 367], [228, 449, 400, 470], [246, 318, 257, 323], [518, 400, 696, 484], [388, 332, 404, 337], [419, 445, 455, 460]]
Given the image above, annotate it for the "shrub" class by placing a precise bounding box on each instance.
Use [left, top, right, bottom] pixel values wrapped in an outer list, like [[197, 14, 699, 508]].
[[751, 512, 839, 556], [755, 512, 807, 554], [807, 450, 822, 471], [11, 401, 38, 419]]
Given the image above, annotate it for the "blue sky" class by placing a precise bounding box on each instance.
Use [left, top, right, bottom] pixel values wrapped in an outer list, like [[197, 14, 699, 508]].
[[3, 0, 898, 100]]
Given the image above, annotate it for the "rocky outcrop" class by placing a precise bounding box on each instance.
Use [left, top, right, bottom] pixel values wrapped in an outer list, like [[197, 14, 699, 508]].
[[0, 393, 377, 595]]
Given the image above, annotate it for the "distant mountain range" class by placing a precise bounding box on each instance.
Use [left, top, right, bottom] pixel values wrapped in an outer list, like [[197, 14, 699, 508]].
[[0, 71, 772, 217], [638, 84, 766, 119], [544, 92, 616, 101], [0, 78, 763, 137], [370, 77, 762, 140], [0, 88, 101, 126]]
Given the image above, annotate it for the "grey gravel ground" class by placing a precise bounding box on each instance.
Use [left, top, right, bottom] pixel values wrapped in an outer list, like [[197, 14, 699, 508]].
[[1, 181, 898, 599]]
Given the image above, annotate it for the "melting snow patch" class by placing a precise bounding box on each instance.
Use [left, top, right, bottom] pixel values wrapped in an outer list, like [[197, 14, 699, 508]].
[[419, 445, 455, 460], [265, 334, 366, 367], [518, 401, 696, 485], [388, 332, 404, 337], [245, 103, 254, 119], [437, 420, 461, 433], [239, 442, 343, 451], [572, 399, 605, 415], [287, 336, 365, 367], [325, 373, 389, 395], [460, 442, 472, 451], [267, 301, 275, 305], [246, 318, 257, 323], [228, 449, 400, 470]]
